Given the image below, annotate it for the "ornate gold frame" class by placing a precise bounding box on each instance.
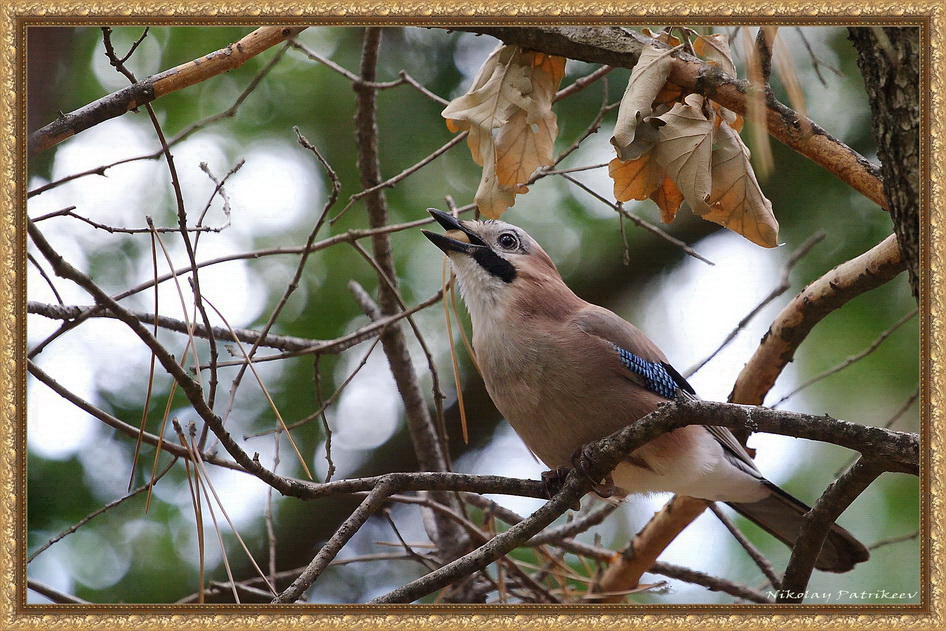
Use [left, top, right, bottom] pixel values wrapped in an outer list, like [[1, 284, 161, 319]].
[[6, 4, 941, 629]]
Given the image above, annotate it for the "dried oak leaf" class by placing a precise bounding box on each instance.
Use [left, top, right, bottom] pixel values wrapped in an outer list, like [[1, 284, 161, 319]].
[[650, 176, 685, 223], [611, 44, 675, 161], [652, 93, 715, 217], [442, 46, 565, 218], [495, 53, 563, 189], [694, 34, 743, 132], [609, 151, 663, 203], [694, 33, 736, 77], [641, 27, 683, 48], [698, 119, 780, 247]]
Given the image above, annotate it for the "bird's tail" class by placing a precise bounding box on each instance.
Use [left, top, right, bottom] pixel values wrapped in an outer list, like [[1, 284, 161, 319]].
[[726, 481, 870, 573]]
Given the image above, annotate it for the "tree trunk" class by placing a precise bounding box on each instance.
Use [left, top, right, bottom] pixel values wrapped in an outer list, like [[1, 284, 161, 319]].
[[849, 27, 921, 302]]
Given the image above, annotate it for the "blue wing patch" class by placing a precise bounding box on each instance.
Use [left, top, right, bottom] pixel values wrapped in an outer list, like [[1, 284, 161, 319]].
[[610, 343, 692, 400]]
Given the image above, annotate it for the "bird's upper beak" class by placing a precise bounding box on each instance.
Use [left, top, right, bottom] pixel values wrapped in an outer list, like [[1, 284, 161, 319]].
[[421, 208, 488, 255]]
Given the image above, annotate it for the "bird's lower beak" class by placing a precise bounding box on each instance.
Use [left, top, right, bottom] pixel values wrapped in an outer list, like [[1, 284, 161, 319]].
[[421, 208, 487, 255]]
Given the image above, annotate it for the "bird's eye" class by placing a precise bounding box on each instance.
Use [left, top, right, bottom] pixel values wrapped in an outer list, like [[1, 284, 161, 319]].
[[497, 232, 519, 250]]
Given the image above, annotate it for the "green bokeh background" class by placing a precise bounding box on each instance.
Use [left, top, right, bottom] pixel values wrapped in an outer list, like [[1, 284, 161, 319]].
[[26, 25, 919, 605]]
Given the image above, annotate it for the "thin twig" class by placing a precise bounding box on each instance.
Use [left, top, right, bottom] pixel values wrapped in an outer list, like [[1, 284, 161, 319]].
[[560, 172, 714, 265], [707, 503, 781, 588], [27, 253, 64, 306], [868, 528, 919, 551], [28, 458, 177, 563], [685, 231, 826, 378], [333, 132, 468, 223], [207, 127, 340, 450], [273, 478, 398, 603], [772, 307, 918, 407]]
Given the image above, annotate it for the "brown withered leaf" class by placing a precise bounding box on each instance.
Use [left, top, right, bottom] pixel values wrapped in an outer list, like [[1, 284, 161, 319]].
[[442, 46, 565, 218], [695, 33, 743, 132], [611, 44, 675, 161], [653, 93, 715, 215], [495, 109, 557, 189], [653, 81, 685, 109], [442, 45, 532, 167], [694, 33, 736, 77], [650, 177, 685, 223], [698, 120, 779, 247], [475, 136, 522, 217], [641, 27, 682, 48], [495, 52, 563, 190], [609, 155, 663, 203], [532, 52, 567, 91]]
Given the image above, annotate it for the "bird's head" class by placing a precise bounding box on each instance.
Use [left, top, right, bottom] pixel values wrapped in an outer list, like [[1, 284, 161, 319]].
[[421, 208, 573, 324]]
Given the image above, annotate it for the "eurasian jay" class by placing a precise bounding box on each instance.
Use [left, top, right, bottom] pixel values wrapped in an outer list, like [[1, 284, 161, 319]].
[[422, 208, 869, 573]]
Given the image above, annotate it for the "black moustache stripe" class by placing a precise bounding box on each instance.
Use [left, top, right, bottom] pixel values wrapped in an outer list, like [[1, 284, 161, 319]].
[[472, 248, 517, 283]]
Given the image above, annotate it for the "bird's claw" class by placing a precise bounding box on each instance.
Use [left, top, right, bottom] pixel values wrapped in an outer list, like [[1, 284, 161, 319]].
[[541, 465, 571, 498], [541, 466, 581, 510], [570, 446, 616, 499]]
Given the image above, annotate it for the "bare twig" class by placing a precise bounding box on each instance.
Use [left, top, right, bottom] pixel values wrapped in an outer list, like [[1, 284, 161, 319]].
[[273, 478, 398, 603], [560, 172, 714, 265], [27, 253, 64, 306], [772, 307, 918, 407], [685, 231, 826, 378], [707, 503, 781, 588], [27, 360, 243, 473], [526, 501, 619, 545], [28, 458, 177, 563], [554, 64, 615, 101], [29, 26, 307, 155], [102, 25, 224, 430], [868, 528, 919, 551], [730, 234, 905, 407], [206, 126, 339, 450], [335, 132, 468, 222]]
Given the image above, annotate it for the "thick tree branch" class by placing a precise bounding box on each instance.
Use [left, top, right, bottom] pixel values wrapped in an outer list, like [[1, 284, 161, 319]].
[[368, 397, 916, 603], [730, 233, 905, 407], [458, 26, 887, 210], [28, 26, 306, 156], [353, 27, 467, 558], [595, 495, 709, 602], [849, 27, 921, 300], [777, 458, 887, 603]]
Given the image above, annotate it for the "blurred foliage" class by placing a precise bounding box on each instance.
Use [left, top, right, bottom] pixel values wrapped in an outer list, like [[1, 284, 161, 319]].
[[26, 25, 919, 605]]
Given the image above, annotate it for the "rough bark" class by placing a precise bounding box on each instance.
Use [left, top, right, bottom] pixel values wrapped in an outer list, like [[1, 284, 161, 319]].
[[849, 27, 921, 301]]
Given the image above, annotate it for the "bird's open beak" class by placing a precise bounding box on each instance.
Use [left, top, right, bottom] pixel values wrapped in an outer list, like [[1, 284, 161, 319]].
[[421, 208, 488, 255]]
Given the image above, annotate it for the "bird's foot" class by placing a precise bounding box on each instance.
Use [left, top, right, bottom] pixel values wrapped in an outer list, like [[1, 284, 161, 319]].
[[540, 466, 581, 510], [541, 465, 570, 498], [571, 446, 616, 499]]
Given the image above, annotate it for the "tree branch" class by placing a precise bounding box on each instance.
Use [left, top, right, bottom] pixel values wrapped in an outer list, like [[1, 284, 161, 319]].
[[595, 495, 709, 602], [352, 27, 467, 559], [273, 478, 398, 603], [777, 458, 887, 603], [730, 233, 905, 407], [367, 396, 916, 603], [28, 26, 306, 156]]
